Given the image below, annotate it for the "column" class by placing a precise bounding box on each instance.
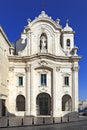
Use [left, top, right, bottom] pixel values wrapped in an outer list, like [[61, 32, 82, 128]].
[[25, 64, 30, 115], [72, 65, 79, 112]]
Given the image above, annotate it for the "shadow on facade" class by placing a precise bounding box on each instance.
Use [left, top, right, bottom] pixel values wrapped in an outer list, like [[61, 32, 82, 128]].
[[15, 38, 27, 55], [0, 110, 79, 128], [62, 111, 78, 122], [0, 99, 79, 127], [0, 99, 15, 118]]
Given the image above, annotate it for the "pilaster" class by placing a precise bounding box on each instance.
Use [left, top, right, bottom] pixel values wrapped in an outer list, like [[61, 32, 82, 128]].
[[30, 66, 36, 116], [53, 67, 58, 117], [27, 31, 32, 56], [56, 66, 62, 116], [25, 64, 30, 115], [72, 65, 79, 111]]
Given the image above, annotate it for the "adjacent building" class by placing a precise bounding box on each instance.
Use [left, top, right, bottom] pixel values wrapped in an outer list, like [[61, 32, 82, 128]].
[[0, 11, 81, 117], [79, 100, 87, 110]]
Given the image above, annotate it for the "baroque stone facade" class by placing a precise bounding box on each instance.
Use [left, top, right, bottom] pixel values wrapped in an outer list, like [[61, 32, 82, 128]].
[[0, 11, 81, 117]]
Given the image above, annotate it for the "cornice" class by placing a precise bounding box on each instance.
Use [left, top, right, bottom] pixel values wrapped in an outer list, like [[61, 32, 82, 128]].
[[62, 31, 75, 34], [8, 53, 81, 63]]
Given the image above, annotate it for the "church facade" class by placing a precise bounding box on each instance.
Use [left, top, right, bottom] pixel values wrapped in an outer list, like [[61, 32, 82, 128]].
[[0, 11, 81, 117]]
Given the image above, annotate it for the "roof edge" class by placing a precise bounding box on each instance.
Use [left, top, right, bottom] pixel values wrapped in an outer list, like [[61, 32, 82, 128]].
[[0, 26, 12, 47]]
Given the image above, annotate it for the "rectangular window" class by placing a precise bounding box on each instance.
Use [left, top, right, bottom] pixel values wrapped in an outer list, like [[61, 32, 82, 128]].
[[41, 74, 47, 86], [18, 76, 23, 86], [64, 77, 69, 86]]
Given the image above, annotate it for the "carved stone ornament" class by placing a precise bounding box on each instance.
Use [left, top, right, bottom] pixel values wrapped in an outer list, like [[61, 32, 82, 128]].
[[56, 66, 60, 72], [39, 87, 47, 93], [38, 60, 48, 66], [72, 66, 79, 71], [27, 18, 31, 26], [56, 18, 60, 25], [9, 66, 14, 71], [38, 11, 49, 18]]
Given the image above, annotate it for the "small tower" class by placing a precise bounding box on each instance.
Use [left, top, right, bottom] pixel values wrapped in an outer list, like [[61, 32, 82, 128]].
[[62, 19, 75, 54]]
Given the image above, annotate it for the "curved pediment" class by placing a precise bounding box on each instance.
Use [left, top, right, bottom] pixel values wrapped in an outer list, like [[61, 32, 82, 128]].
[[15, 11, 78, 57], [25, 11, 62, 32]]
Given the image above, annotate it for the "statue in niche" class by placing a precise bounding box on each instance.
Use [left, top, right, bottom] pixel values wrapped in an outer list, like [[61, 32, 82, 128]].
[[40, 33, 47, 53]]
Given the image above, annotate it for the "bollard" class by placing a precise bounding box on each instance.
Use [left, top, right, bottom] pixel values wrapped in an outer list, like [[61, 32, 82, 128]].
[[53, 117, 55, 124], [61, 117, 62, 123], [32, 117, 34, 124], [21, 118, 24, 126], [67, 115, 69, 122], [7, 118, 9, 127], [43, 117, 45, 124]]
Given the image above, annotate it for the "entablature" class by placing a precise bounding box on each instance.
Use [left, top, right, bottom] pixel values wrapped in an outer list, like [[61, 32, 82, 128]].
[[8, 53, 81, 63]]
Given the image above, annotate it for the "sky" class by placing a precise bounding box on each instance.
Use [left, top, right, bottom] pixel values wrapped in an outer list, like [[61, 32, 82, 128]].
[[0, 0, 87, 100]]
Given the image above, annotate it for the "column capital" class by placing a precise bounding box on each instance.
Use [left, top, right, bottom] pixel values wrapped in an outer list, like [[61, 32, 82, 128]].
[[72, 66, 79, 71], [9, 66, 14, 71], [25, 65, 30, 72], [56, 66, 61, 72]]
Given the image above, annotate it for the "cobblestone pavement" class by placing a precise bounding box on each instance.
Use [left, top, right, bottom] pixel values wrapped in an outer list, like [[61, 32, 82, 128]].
[[0, 119, 87, 130]]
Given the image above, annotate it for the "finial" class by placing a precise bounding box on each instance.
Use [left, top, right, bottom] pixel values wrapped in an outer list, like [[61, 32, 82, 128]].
[[39, 10, 48, 18], [56, 19, 60, 25], [23, 29, 26, 33], [66, 19, 69, 26], [41, 11, 45, 15], [27, 18, 31, 25]]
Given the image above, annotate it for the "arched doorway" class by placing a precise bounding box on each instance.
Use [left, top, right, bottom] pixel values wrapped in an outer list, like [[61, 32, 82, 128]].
[[62, 94, 72, 111], [36, 93, 51, 115], [16, 95, 25, 111]]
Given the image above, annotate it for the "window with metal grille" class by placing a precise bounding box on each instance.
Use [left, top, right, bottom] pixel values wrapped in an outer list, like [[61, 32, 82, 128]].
[[18, 76, 23, 86], [64, 76, 69, 86], [41, 74, 47, 86]]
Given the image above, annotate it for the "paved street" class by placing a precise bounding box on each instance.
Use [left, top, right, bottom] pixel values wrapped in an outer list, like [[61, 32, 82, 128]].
[[0, 119, 87, 130]]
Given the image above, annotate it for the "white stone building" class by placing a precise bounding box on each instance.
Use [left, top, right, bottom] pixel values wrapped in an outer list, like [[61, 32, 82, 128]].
[[0, 11, 81, 117], [0, 26, 13, 117]]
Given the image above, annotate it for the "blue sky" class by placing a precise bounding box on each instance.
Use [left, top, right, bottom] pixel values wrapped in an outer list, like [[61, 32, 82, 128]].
[[0, 0, 87, 100]]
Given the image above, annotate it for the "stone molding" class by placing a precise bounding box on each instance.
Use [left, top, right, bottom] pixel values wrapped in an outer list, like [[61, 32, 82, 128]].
[[8, 54, 81, 63], [16, 73, 25, 76]]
